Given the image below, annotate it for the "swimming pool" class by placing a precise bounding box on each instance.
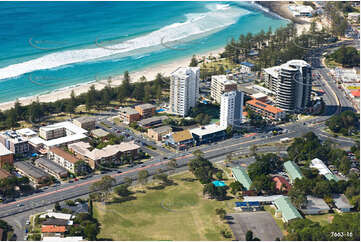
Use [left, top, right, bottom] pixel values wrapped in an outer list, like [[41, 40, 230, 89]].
[[156, 108, 166, 113], [212, 180, 226, 187]]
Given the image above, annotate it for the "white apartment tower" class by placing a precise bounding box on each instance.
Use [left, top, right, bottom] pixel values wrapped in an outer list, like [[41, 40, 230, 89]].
[[263, 60, 312, 113], [210, 75, 238, 103], [220, 90, 244, 128], [169, 67, 200, 117]]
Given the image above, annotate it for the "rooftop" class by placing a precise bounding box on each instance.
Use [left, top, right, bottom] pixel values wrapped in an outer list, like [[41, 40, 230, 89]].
[[0, 143, 13, 156], [14, 161, 49, 180], [310, 158, 338, 181], [284, 160, 303, 182], [39, 121, 88, 134], [332, 194, 353, 210], [247, 99, 284, 114], [35, 157, 68, 175], [16, 128, 37, 137], [41, 225, 66, 233], [243, 195, 283, 203], [40, 212, 72, 220], [351, 90, 360, 97], [150, 126, 172, 134], [240, 61, 255, 67], [212, 75, 237, 85], [91, 128, 110, 138], [68, 141, 140, 161], [135, 103, 156, 110], [251, 92, 268, 99], [49, 147, 79, 164], [138, 116, 167, 126], [171, 66, 199, 77], [73, 116, 96, 124], [171, 130, 193, 143], [264, 66, 281, 78], [0, 130, 28, 144], [231, 166, 252, 190], [272, 176, 291, 191], [273, 196, 302, 222], [304, 195, 330, 211], [42, 218, 70, 226], [190, 124, 226, 137], [119, 107, 139, 115]]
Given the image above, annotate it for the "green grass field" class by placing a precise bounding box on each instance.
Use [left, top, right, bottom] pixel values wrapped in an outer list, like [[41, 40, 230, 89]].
[[306, 214, 334, 226], [93, 172, 235, 241]]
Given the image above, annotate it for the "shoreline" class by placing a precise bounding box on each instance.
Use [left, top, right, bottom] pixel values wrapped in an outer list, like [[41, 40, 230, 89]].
[[0, 2, 313, 112], [0, 47, 224, 111]]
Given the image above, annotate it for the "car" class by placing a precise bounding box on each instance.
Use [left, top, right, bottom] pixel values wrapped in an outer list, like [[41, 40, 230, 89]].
[[26, 220, 30, 225], [117, 170, 122, 173], [74, 178, 79, 181], [68, 180, 74, 183], [17, 203, 24, 207], [140, 164, 146, 167]]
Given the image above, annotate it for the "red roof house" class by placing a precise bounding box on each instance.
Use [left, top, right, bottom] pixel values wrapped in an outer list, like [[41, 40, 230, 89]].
[[272, 176, 291, 192]]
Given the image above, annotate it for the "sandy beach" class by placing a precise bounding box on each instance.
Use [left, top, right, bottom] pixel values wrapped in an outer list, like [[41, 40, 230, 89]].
[[0, 47, 224, 111]]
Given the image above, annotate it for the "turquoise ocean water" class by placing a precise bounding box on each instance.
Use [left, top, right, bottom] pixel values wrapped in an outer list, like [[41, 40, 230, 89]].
[[0, 1, 288, 103]]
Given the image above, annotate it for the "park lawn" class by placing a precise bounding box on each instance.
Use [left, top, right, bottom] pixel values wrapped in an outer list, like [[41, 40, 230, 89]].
[[306, 214, 334, 226], [93, 172, 235, 241]]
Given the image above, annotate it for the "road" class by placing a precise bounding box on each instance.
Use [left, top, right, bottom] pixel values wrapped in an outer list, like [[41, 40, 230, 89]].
[[0, 40, 357, 240]]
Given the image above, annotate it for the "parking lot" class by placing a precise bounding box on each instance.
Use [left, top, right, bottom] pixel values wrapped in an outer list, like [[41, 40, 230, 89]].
[[226, 211, 283, 241]]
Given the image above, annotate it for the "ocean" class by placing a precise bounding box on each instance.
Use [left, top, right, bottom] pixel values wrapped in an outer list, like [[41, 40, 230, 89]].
[[0, 1, 288, 103]]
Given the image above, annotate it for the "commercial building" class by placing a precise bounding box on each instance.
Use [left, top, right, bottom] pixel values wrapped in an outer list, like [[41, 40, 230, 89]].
[[273, 196, 303, 223], [118, 107, 140, 124], [0, 130, 30, 154], [48, 147, 80, 173], [272, 176, 291, 192], [0, 168, 12, 180], [190, 124, 226, 145], [283, 160, 303, 183], [231, 166, 252, 190], [0, 143, 13, 168], [263, 60, 312, 113], [68, 141, 140, 168], [138, 116, 168, 128], [210, 75, 237, 103], [14, 161, 50, 186], [332, 194, 353, 213], [35, 157, 68, 179], [220, 91, 244, 128], [73, 116, 96, 131], [301, 196, 330, 215], [246, 99, 286, 121], [135, 103, 156, 118], [147, 126, 172, 141], [30, 122, 88, 149], [310, 158, 339, 181], [163, 130, 194, 151], [169, 67, 200, 116]]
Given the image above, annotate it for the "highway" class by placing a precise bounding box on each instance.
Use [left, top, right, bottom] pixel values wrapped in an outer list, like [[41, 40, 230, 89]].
[[0, 40, 358, 240]]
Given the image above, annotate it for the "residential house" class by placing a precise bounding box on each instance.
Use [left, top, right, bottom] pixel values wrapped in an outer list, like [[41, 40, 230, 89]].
[[272, 176, 291, 192], [332, 194, 353, 213], [301, 196, 330, 215]]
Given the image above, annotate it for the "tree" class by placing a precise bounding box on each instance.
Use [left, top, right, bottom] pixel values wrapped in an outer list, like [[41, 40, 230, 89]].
[[250, 145, 257, 157], [245, 230, 260, 241], [189, 55, 198, 67], [188, 156, 214, 184], [90, 175, 115, 202], [154, 173, 170, 185], [192, 149, 204, 158], [229, 181, 244, 195], [137, 170, 149, 185], [167, 159, 177, 172], [203, 183, 228, 200], [74, 160, 91, 177], [114, 184, 131, 197], [54, 202, 61, 211], [215, 208, 227, 220]]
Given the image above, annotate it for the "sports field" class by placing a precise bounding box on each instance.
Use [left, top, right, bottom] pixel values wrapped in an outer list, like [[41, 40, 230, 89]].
[[93, 172, 235, 240]]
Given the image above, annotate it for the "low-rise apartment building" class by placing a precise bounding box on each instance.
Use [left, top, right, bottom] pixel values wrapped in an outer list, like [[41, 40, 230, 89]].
[[119, 107, 140, 124], [48, 147, 80, 173], [68, 141, 140, 168], [138, 116, 168, 128], [73, 116, 96, 131], [0, 130, 30, 154], [147, 126, 172, 141], [35, 157, 68, 179], [14, 161, 50, 186], [246, 99, 286, 121], [135, 103, 156, 118]]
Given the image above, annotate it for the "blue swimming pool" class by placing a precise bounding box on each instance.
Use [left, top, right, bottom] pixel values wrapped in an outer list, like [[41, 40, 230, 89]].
[[212, 180, 226, 187], [156, 108, 166, 113]]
